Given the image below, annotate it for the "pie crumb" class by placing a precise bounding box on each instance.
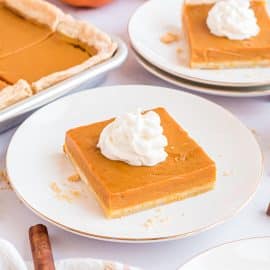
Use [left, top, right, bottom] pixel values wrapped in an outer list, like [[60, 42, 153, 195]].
[[50, 181, 84, 202], [160, 32, 180, 44], [0, 170, 9, 182], [57, 193, 73, 203], [0, 170, 12, 190], [143, 218, 154, 229], [177, 47, 183, 54], [70, 190, 81, 197], [50, 182, 73, 203], [143, 212, 169, 229], [67, 174, 80, 182], [50, 182, 61, 194]]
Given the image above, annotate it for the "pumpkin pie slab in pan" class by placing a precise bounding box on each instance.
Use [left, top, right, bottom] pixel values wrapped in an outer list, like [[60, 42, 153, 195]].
[[0, 0, 127, 132]]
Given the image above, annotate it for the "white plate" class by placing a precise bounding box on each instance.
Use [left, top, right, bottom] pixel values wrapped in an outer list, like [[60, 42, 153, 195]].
[[129, 0, 270, 87], [6, 85, 263, 242], [133, 48, 270, 97], [178, 237, 270, 270]]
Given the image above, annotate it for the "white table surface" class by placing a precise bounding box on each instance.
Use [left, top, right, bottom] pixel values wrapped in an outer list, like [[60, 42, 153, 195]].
[[0, 1, 270, 269]]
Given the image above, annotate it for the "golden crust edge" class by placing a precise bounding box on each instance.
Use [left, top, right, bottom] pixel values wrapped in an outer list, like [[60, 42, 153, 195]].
[[32, 13, 117, 92], [0, 80, 32, 111], [190, 60, 270, 69], [4, 0, 63, 30], [64, 144, 215, 219]]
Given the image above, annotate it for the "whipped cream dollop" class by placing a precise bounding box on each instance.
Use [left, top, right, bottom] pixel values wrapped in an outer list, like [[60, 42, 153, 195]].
[[206, 0, 260, 40], [97, 110, 168, 166]]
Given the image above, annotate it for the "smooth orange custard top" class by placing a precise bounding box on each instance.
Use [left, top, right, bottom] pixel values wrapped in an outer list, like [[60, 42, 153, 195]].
[[183, 1, 270, 63], [0, 4, 96, 86], [65, 108, 216, 209]]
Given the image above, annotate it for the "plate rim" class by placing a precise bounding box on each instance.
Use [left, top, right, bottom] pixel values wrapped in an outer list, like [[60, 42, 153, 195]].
[[177, 236, 270, 269], [6, 85, 264, 243], [128, 0, 270, 88], [132, 47, 270, 98]]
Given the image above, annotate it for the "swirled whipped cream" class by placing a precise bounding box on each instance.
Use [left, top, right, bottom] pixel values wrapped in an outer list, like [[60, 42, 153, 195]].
[[206, 0, 260, 40], [97, 109, 168, 166]]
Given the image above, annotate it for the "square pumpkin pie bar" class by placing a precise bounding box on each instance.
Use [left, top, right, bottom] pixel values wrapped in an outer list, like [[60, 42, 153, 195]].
[[64, 107, 216, 218], [0, 0, 117, 110], [183, 0, 270, 68]]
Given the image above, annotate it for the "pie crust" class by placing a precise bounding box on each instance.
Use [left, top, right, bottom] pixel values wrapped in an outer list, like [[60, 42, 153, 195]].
[[0, 0, 117, 110], [0, 80, 32, 110]]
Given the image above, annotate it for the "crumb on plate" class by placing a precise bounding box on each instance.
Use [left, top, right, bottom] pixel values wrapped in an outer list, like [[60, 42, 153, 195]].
[[0, 170, 12, 190], [160, 32, 180, 44], [70, 190, 81, 197], [222, 171, 230, 176], [177, 47, 183, 54], [50, 182, 61, 193], [143, 212, 169, 229], [68, 174, 81, 182]]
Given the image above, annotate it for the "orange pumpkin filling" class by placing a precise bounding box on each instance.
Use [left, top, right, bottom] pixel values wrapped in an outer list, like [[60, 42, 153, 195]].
[[0, 3, 97, 86], [64, 107, 216, 218]]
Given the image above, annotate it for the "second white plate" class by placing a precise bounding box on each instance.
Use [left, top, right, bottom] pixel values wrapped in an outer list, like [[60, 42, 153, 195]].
[[6, 85, 262, 242], [133, 48, 270, 97], [129, 0, 270, 87], [178, 237, 270, 270]]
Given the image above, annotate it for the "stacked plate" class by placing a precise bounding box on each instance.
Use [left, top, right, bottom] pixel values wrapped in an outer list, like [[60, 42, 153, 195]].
[[128, 0, 270, 97]]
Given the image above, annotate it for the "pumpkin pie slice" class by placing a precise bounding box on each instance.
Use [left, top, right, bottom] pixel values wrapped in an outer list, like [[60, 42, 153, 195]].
[[64, 107, 216, 218], [183, 0, 270, 68], [0, 0, 117, 110]]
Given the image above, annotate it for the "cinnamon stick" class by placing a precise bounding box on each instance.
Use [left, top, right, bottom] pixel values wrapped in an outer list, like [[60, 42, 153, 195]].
[[267, 203, 270, 216], [29, 224, 56, 270]]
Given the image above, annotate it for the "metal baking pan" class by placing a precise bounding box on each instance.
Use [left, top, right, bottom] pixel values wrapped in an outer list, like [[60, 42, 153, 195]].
[[0, 37, 128, 133]]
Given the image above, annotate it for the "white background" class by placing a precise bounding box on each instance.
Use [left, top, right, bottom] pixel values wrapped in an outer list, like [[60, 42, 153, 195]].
[[0, 1, 270, 269]]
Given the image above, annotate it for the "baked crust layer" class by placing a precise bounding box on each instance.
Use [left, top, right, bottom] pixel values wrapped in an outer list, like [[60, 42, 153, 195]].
[[0, 80, 32, 110], [0, 0, 117, 110], [64, 144, 215, 218]]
